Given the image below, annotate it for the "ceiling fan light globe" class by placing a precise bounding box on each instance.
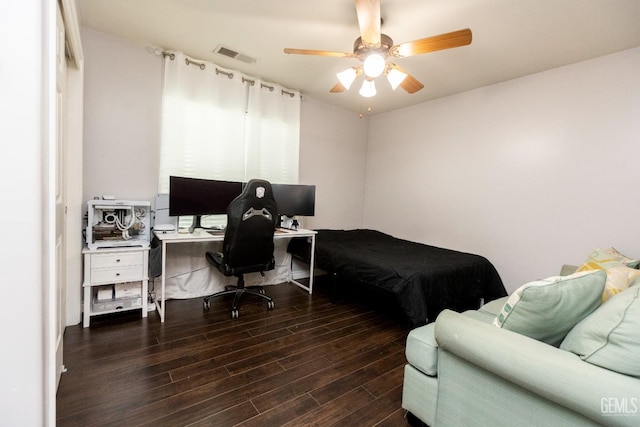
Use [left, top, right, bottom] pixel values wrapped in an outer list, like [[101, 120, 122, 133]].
[[336, 68, 357, 90], [363, 53, 385, 78], [359, 79, 376, 98], [387, 68, 408, 90]]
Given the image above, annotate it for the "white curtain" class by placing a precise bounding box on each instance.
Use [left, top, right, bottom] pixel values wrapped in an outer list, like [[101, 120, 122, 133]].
[[158, 52, 301, 192], [246, 81, 300, 183], [158, 52, 247, 193]]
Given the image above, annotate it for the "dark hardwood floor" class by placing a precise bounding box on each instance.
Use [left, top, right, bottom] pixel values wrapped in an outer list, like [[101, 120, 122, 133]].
[[57, 278, 411, 426]]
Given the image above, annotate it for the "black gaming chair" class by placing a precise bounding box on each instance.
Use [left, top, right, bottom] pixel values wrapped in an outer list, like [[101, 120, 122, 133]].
[[203, 179, 277, 318]]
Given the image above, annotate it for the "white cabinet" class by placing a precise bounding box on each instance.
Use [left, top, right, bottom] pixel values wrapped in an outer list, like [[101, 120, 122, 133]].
[[82, 246, 149, 327]]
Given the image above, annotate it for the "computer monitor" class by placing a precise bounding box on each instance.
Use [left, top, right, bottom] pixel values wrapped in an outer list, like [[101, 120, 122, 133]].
[[271, 183, 316, 218], [169, 176, 243, 230]]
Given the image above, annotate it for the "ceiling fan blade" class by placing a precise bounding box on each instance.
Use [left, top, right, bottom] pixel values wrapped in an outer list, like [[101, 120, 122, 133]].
[[391, 29, 472, 58], [400, 73, 424, 94], [355, 0, 381, 46], [284, 48, 355, 58], [390, 64, 424, 94], [330, 82, 346, 93]]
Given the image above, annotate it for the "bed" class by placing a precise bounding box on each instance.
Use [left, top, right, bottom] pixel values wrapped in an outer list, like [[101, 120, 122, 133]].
[[288, 229, 506, 328]]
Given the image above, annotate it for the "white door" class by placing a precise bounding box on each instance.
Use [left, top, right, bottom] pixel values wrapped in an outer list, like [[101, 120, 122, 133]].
[[54, 2, 67, 388]]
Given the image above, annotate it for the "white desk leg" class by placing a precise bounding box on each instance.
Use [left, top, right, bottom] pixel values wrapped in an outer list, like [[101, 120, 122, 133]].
[[308, 235, 316, 294], [156, 240, 167, 322], [141, 250, 148, 318]]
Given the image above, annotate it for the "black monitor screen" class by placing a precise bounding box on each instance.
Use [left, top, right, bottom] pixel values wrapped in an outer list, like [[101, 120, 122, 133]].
[[272, 183, 316, 217], [169, 176, 243, 216]]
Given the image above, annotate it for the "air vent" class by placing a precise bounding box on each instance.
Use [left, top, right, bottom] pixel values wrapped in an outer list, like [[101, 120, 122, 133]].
[[213, 45, 256, 64]]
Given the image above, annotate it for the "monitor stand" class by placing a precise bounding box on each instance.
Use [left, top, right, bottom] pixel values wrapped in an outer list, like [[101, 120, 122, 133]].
[[188, 215, 226, 233], [189, 215, 204, 233]]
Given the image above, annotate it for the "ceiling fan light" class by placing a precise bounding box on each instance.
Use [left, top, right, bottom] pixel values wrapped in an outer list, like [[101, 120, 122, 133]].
[[387, 68, 408, 90], [363, 53, 385, 78], [359, 79, 376, 98], [336, 67, 357, 90]]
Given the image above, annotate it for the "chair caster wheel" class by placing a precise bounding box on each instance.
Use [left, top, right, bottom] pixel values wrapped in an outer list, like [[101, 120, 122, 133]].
[[267, 301, 275, 310], [203, 300, 210, 311], [231, 309, 239, 319], [259, 288, 265, 294]]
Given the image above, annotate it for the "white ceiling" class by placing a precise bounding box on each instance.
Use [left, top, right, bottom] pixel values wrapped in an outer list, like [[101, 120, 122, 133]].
[[78, 0, 640, 115]]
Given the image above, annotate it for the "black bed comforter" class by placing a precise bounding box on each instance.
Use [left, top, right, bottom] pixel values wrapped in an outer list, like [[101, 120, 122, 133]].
[[289, 229, 506, 328]]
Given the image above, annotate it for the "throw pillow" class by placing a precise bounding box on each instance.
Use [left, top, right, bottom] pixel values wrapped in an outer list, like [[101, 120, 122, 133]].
[[579, 247, 638, 268], [560, 286, 640, 377], [599, 264, 640, 301], [493, 270, 606, 345], [577, 248, 640, 302]]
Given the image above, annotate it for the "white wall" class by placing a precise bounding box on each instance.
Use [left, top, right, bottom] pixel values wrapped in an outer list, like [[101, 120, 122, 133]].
[[365, 47, 640, 292], [82, 29, 368, 228], [0, 1, 48, 424], [299, 97, 368, 230], [82, 27, 163, 203]]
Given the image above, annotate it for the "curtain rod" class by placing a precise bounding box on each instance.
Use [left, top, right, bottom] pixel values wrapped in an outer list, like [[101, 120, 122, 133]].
[[216, 69, 233, 79], [163, 51, 296, 97], [163, 51, 234, 79], [258, 82, 295, 98], [185, 57, 205, 70]]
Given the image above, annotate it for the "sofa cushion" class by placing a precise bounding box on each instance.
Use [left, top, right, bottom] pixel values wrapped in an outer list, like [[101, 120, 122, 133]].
[[478, 296, 509, 317], [559, 264, 578, 276], [406, 308, 497, 377], [493, 270, 606, 345], [406, 323, 438, 376], [560, 285, 640, 377]]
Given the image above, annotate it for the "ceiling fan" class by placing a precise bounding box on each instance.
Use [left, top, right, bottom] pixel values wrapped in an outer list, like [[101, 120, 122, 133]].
[[283, 0, 472, 97]]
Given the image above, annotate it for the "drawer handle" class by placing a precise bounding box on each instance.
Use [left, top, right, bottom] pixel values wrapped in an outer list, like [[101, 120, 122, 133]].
[[116, 273, 120, 276], [116, 259, 121, 262]]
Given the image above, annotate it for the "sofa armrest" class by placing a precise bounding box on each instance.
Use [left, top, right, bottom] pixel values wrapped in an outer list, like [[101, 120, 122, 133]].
[[435, 310, 639, 425]]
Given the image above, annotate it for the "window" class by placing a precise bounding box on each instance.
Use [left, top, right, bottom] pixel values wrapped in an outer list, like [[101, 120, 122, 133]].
[[158, 52, 300, 193]]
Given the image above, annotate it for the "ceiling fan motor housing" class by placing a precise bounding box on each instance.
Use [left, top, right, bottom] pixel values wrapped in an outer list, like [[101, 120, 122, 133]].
[[353, 33, 394, 58]]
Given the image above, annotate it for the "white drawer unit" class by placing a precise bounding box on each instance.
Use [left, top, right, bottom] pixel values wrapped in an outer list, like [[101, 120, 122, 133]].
[[90, 251, 144, 268], [82, 245, 149, 327], [91, 266, 144, 284]]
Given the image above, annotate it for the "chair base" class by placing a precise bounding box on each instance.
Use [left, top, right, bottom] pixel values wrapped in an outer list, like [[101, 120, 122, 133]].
[[203, 282, 274, 319]]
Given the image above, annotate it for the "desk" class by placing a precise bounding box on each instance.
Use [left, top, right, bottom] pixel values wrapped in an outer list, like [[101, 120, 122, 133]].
[[153, 228, 316, 322]]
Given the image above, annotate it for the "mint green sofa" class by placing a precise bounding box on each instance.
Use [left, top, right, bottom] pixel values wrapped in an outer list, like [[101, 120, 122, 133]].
[[402, 269, 640, 426]]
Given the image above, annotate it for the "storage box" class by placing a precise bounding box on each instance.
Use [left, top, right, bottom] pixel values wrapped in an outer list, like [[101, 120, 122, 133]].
[[114, 282, 142, 298], [91, 295, 142, 314], [96, 285, 114, 301]]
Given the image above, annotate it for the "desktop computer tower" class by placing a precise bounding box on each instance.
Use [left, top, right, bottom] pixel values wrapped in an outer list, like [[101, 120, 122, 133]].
[[86, 200, 151, 249]]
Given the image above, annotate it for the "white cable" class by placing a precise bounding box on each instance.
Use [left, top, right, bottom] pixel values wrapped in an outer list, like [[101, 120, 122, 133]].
[[101, 206, 147, 240], [115, 213, 133, 231]]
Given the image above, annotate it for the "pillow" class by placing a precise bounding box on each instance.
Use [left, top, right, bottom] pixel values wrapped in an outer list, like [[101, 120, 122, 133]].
[[560, 286, 640, 377], [599, 264, 640, 301], [493, 270, 606, 345], [576, 248, 640, 302], [578, 247, 638, 269]]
